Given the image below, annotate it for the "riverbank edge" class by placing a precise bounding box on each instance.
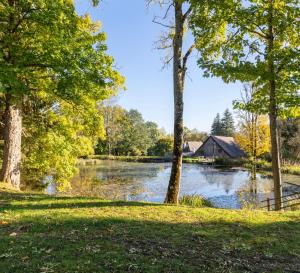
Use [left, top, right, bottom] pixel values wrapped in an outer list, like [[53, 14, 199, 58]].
[[79, 155, 300, 176]]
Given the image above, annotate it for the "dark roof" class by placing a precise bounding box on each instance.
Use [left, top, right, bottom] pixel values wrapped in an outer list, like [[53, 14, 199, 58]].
[[184, 141, 203, 152], [211, 136, 246, 158]]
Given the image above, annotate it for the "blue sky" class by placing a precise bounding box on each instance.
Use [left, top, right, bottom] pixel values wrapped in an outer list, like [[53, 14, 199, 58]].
[[75, 0, 243, 133]]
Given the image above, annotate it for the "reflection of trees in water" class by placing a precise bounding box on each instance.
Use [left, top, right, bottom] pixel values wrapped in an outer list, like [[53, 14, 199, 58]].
[[236, 171, 274, 208], [67, 162, 164, 200], [66, 161, 286, 207], [200, 167, 235, 194]]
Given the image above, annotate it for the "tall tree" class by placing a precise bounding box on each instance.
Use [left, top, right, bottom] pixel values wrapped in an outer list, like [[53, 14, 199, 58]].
[[235, 84, 271, 182], [221, 109, 235, 136], [211, 113, 223, 135], [190, 0, 300, 210], [0, 0, 123, 189], [148, 0, 195, 204]]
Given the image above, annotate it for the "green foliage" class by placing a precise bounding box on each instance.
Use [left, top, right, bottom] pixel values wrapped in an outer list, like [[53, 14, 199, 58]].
[[221, 109, 235, 136], [211, 113, 222, 135], [148, 136, 173, 157], [0, 0, 124, 189], [183, 127, 208, 142], [96, 105, 169, 156], [179, 194, 213, 208], [280, 118, 300, 163], [190, 0, 300, 115], [211, 109, 235, 136]]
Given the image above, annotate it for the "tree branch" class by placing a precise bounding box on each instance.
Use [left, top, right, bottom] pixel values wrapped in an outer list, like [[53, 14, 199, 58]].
[[152, 16, 175, 29], [183, 6, 192, 22], [182, 44, 195, 70]]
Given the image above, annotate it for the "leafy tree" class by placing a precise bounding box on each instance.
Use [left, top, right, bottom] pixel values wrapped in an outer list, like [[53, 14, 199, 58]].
[[148, 136, 173, 157], [235, 84, 270, 161], [98, 104, 128, 155], [22, 100, 105, 190], [0, 0, 123, 189], [221, 109, 235, 136], [146, 121, 160, 152], [122, 110, 150, 156], [184, 127, 208, 142], [211, 114, 223, 135], [190, 0, 300, 210], [96, 107, 162, 156], [236, 116, 270, 159], [280, 118, 300, 163]]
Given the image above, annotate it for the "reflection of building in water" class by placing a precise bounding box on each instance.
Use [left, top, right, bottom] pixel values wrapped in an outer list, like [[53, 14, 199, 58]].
[[201, 168, 234, 194]]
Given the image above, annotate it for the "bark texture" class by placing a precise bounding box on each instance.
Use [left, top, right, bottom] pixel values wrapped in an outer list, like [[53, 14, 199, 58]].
[[0, 101, 22, 189], [267, 0, 282, 210], [165, 2, 185, 204]]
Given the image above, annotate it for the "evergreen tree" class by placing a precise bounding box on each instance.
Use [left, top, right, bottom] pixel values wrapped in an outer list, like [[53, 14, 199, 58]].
[[211, 113, 222, 135], [221, 109, 235, 136]]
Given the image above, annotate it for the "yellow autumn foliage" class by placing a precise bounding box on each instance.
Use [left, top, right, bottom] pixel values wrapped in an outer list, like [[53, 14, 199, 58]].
[[236, 115, 270, 158]]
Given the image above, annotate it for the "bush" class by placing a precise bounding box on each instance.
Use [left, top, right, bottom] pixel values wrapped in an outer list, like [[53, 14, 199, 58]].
[[214, 157, 247, 167], [179, 194, 213, 208]]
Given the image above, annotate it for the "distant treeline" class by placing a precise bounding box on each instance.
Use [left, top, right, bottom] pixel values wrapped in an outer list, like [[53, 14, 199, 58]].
[[95, 104, 208, 157]]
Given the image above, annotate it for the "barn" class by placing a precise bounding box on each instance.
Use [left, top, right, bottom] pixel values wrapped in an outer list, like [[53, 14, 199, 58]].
[[194, 136, 246, 159], [183, 141, 203, 156]]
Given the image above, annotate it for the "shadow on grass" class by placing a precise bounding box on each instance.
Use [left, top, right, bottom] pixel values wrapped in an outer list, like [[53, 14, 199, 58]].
[[0, 191, 162, 212], [0, 214, 299, 273], [1, 190, 300, 272]]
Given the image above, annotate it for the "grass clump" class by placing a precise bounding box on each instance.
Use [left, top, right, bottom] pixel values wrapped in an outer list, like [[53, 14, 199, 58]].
[[179, 194, 213, 208]]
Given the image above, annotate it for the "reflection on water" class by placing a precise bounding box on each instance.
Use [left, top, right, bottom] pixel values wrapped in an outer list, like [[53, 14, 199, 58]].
[[47, 160, 299, 209]]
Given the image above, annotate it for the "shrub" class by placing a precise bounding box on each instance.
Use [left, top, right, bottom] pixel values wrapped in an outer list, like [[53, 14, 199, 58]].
[[179, 194, 213, 208]]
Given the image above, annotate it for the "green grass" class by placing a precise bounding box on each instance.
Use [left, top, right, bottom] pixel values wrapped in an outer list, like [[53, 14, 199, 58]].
[[0, 188, 300, 273], [179, 194, 213, 208]]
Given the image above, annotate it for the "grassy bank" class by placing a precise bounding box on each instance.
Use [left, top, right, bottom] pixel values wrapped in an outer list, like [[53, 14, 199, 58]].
[[80, 155, 213, 165], [1, 188, 299, 273], [243, 160, 300, 176]]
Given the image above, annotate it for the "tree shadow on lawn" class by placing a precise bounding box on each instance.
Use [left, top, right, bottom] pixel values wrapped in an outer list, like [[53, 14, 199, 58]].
[[0, 191, 161, 211], [0, 212, 299, 273]]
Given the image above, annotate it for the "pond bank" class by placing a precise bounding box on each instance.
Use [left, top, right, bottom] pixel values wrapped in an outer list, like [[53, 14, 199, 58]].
[[1, 188, 299, 273], [80, 155, 214, 164], [79, 155, 300, 176]]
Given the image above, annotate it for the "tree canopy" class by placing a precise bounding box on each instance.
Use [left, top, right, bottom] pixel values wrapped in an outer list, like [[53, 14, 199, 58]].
[[0, 0, 124, 189]]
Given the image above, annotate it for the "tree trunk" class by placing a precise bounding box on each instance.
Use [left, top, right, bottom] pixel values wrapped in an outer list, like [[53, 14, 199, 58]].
[[267, 0, 282, 211], [0, 98, 22, 190], [165, 2, 184, 204], [269, 105, 282, 210]]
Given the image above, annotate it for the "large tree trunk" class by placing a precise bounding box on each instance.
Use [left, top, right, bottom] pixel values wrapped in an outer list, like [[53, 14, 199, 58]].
[[267, 0, 282, 211], [1, 99, 22, 190], [165, 2, 184, 204], [269, 100, 282, 210]]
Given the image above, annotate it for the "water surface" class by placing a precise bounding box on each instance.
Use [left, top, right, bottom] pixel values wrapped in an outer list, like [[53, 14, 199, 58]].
[[48, 160, 299, 209]]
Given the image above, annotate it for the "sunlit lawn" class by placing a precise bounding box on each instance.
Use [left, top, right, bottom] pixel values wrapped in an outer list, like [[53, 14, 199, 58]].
[[0, 188, 299, 273]]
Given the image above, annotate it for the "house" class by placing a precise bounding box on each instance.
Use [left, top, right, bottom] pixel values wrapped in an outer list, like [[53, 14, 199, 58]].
[[183, 141, 203, 156], [194, 136, 246, 159]]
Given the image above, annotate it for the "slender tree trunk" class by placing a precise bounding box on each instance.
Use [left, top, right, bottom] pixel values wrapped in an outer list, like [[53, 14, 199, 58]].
[[165, 2, 185, 204], [267, 0, 282, 210], [1, 97, 22, 189]]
